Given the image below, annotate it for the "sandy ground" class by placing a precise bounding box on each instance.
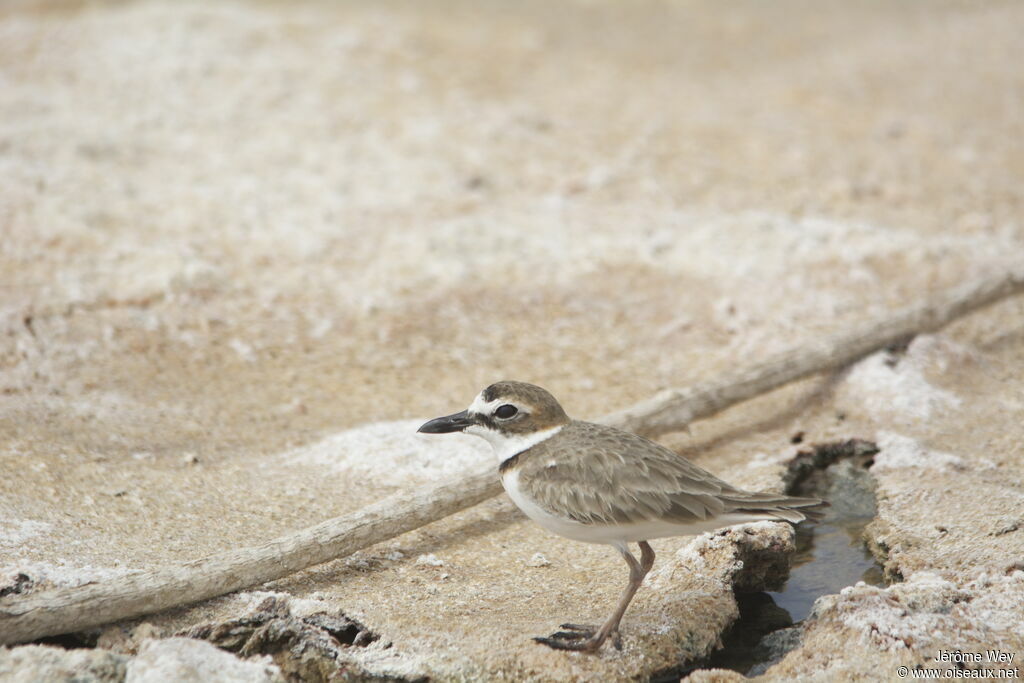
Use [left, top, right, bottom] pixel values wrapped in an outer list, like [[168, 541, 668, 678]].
[[2, 0, 1023, 680]]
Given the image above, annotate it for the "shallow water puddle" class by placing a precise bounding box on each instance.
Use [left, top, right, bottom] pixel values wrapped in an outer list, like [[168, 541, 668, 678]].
[[769, 516, 886, 623], [661, 441, 888, 679], [688, 515, 886, 677]]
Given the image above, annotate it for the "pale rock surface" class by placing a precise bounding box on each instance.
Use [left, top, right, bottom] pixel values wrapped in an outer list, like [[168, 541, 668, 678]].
[[687, 670, 745, 683], [838, 335, 963, 423], [756, 335, 1024, 681], [763, 573, 1024, 681], [282, 420, 491, 487], [125, 638, 282, 683], [1, 0, 1023, 680], [222, 523, 796, 681], [0, 645, 129, 683]]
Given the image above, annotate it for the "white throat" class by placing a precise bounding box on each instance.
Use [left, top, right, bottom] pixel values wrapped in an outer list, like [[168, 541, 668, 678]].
[[465, 423, 564, 464]]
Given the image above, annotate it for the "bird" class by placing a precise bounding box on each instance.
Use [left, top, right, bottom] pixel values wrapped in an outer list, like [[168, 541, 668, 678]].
[[417, 380, 827, 653]]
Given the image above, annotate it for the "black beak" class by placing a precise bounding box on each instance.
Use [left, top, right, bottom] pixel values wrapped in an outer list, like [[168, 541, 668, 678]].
[[417, 410, 474, 434]]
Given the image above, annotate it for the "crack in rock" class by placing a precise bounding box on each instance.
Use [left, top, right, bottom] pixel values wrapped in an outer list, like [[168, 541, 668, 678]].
[[673, 437, 885, 678], [0, 572, 35, 598], [179, 596, 390, 683]]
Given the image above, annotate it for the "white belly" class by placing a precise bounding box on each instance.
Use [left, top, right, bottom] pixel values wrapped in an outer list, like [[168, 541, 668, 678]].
[[502, 469, 600, 541], [501, 469, 764, 545]]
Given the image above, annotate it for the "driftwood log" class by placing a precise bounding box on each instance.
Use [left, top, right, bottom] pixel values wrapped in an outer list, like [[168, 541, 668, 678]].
[[2, 266, 1023, 645]]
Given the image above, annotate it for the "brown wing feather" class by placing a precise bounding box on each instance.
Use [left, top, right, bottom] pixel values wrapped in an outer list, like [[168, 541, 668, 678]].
[[517, 421, 747, 525], [516, 421, 827, 526]]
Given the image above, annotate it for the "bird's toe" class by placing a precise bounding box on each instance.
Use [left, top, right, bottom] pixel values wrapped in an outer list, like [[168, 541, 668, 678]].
[[559, 622, 598, 631], [533, 635, 601, 652], [534, 623, 614, 653], [549, 629, 593, 640]]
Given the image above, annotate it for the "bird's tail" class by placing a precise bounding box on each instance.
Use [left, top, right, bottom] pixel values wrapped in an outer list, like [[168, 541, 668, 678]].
[[724, 492, 829, 524]]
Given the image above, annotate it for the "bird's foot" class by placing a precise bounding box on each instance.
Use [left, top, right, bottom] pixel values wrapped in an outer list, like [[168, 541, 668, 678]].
[[533, 623, 621, 652]]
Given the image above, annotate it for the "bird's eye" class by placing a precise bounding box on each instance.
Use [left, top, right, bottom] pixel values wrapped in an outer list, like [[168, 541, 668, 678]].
[[495, 404, 518, 419]]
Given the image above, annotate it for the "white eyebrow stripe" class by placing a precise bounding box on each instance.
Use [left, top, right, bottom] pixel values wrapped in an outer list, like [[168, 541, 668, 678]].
[[468, 392, 503, 416]]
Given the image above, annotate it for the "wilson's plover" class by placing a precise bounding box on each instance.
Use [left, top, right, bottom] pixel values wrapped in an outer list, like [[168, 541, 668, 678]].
[[419, 380, 826, 653]]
